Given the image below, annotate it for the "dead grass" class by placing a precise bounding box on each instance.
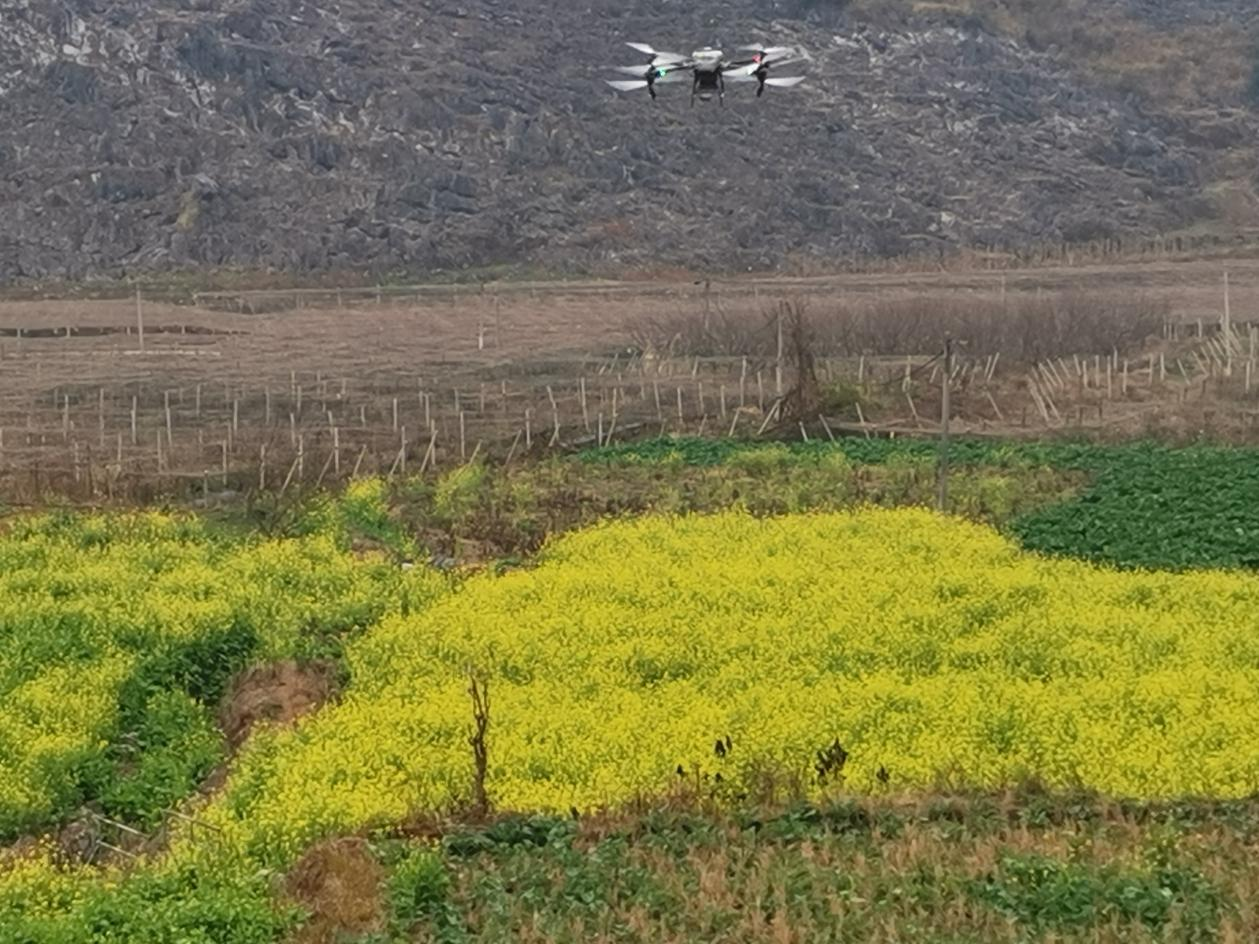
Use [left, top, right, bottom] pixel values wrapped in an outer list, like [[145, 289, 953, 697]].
[[284, 837, 385, 944], [632, 291, 1167, 360]]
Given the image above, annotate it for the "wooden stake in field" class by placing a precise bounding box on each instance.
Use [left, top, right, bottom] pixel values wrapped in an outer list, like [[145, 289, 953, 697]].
[[135, 287, 145, 352], [1223, 270, 1232, 345], [775, 308, 784, 397], [905, 391, 921, 428], [130, 396, 138, 445]]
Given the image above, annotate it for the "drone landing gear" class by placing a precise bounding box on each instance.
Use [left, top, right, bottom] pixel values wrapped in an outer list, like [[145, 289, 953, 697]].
[[690, 73, 724, 106]]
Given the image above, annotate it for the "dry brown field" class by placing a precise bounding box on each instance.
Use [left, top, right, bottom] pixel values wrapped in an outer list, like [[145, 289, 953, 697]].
[[3, 254, 1259, 504]]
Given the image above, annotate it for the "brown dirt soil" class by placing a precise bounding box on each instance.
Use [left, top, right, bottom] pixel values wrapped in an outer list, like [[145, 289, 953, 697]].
[[284, 837, 385, 944], [218, 660, 337, 751]]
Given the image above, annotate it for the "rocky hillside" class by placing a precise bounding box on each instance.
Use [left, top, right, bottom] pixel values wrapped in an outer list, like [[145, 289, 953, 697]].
[[0, 0, 1255, 282]]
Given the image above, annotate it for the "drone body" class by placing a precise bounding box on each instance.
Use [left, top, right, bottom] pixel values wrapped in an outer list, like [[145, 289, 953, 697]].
[[606, 43, 806, 106]]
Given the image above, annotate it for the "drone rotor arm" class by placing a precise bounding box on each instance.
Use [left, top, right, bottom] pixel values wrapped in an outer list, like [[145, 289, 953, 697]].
[[655, 64, 694, 83]]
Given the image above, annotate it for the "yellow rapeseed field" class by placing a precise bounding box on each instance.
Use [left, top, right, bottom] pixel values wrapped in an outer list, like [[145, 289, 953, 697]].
[[0, 502, 435, 837], [206, 507, 1259, 865]]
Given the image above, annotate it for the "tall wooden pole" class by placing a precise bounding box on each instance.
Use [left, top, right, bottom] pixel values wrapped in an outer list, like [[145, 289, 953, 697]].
[[937, 337, 953, 513], [135, 287, 145, 352]]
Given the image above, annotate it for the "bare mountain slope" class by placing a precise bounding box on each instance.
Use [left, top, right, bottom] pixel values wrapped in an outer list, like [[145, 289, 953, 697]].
[[0, 0, 1254, 282]]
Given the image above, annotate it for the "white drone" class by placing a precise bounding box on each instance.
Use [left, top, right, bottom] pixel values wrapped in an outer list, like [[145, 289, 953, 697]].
[[606, 42, 807, 106]]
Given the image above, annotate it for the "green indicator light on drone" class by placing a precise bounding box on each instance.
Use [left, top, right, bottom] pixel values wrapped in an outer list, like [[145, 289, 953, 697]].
[[657, 68, 667, 77]]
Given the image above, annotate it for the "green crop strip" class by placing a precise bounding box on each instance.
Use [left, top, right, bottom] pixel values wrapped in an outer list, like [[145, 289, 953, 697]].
[[581, 438, 1259, 570]]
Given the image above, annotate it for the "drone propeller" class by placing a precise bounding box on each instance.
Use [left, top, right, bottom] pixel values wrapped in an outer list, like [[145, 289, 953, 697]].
[[606, 79, 651, 92], [611, 64, 652, 75], [737, 44, 796, 61], [763, 76, 806, 88], [624, 42, 687, 63]]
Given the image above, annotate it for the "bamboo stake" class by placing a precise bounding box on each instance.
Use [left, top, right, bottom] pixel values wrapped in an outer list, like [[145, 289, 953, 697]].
[[854, 402, 871, 438]]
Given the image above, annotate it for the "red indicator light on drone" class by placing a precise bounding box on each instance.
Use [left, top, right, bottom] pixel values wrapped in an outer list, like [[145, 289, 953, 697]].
[[753, 53, 762, 62]]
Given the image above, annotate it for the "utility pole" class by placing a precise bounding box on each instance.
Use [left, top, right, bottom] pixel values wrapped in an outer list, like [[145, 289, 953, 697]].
[[937, 336, 953, 513]]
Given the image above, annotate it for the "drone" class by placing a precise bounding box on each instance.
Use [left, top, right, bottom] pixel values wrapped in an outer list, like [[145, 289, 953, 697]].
[[606, 42, 807, 106]]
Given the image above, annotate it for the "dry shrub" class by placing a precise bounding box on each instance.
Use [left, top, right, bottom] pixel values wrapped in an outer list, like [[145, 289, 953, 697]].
[[852, 0, 1252, 109], [218, 661, 336, 750], [284, 837, 385, 944], [821, 292, 1166, 359], [628, 305, 777, 359], [633, 291, 1166, 362]]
